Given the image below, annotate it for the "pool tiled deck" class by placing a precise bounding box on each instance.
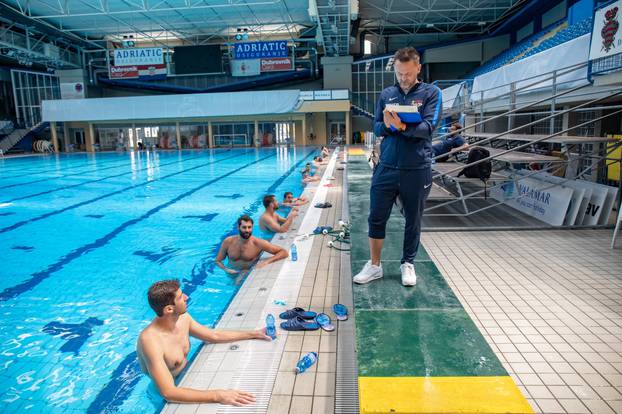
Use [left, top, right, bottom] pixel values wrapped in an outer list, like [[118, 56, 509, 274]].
[[347, 152, 532, 414], [422, 230, 622, 414]]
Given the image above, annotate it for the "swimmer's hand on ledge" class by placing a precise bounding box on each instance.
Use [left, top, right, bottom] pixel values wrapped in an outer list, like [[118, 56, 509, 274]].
[[254, 327, 273, 341], [213, 389, 256, 406], [254, 260, 269, 269]]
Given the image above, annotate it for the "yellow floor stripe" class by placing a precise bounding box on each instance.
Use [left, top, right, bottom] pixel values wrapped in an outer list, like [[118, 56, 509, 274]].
[[348, 148, 366, 155], [359, 376, 534, 414]]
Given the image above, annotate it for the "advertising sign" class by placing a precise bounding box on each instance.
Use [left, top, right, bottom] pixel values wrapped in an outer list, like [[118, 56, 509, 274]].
[[113, 47, 164, 66], [231, 59, 261, 77], [589, 0, 622, 60], [313, 90, 332, 100], [60, 82, 85, 99], [108, 64, 167, 80], [260, 57, 293, 72], [233, 41, 288, 59], [491, 175, 574, 226]]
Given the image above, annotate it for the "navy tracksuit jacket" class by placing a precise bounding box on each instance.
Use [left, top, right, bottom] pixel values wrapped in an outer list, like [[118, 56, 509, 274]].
[[369, 81, 442, 264]]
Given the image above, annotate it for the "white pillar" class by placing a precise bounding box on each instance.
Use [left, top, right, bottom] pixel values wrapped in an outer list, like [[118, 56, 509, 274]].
[[175, 122, 182, 149], [50, 121, 59, 153]]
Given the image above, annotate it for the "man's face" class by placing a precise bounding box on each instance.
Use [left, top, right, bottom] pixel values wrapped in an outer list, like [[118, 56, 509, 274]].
[[238, 220, 253, 239], [394, 59, 421, 92], [172, 289, 188, 315], [285, 194, 294, 203]]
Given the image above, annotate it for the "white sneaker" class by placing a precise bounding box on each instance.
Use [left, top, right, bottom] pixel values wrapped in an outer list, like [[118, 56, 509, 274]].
[[400, 262, 417, 286], [353, 260, 383, 284]]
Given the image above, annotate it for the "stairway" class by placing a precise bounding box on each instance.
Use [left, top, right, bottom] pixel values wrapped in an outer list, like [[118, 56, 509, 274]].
[[0, 122, 48, 154]]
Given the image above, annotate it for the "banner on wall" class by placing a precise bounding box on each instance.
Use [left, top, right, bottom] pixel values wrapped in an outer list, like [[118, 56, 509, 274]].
[[60, 82, 85, 99], [589, 0, 622, 61], [260, 57, 293, 72], [233, 41, 288, 59], [108, 64, 167, 80], [231, 59, 261, 76], [113, 47, 163, 66]]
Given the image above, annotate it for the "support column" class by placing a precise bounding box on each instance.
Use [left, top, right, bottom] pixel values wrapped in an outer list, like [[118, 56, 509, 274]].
[[86, 123, 95, 152], [345, 111, 351, 146], [175, 122, 181, 149], [208, 121, 213, 148], [63, 123, 70, 152], [50, 121, 59, 153], [254, 120, 260, 147], [302, 116, 307, 146]]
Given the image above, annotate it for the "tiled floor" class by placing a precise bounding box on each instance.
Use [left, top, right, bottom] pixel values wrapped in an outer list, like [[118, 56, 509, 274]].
[[422, 230, 622, 414], [267, 154, 348, 414]]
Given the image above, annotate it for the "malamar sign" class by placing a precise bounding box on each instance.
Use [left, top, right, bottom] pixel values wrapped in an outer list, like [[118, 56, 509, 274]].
[[234, 41, 288, 59], [113, 48, 163, 66]]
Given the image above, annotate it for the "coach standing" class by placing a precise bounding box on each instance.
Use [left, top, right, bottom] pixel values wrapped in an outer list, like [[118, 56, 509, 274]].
[[353, 47, 442, 287]]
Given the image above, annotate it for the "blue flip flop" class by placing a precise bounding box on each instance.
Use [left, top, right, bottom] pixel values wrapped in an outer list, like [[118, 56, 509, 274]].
[[315, 313, 335, 332], [333, 304, 348, 321], [279, 307, 317, 320], [280, 316, 320, 331], [313, 226, 333, 235]]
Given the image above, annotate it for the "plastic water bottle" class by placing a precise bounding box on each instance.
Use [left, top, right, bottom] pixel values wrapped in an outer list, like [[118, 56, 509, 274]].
[[266, 314, 277, 340], [295, 352, 318, 374], [290, 243, 298, 262]]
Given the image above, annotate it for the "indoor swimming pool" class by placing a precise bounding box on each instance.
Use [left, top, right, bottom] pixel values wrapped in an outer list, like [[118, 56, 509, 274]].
[[0, 147, 316, 413]]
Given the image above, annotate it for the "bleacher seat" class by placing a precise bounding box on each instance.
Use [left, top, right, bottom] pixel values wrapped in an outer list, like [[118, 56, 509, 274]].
[[466, 17, 593, 79]]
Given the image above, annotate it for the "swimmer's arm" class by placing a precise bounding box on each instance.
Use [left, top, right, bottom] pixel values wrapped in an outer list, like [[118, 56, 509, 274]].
[[215, 238, 238, 274], [276, 213, 287, 224], [189, 315, 270, 343], [254, 239, 288, 267], [261, 214, 286, 233], [141, 337, 225, 403]]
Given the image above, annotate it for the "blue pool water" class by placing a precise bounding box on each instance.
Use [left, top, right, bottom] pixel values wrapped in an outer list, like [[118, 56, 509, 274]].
[[0, 148, 316, 413]]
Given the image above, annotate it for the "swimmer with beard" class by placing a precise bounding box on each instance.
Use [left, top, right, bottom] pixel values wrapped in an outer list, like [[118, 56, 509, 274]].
[[215, 214, 288, 281]]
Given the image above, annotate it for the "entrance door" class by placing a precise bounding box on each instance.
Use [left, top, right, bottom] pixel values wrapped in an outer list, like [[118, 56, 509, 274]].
[[329, 122, 345, 145], [275, 122, 293, 145], [70, 128, 85, 151]]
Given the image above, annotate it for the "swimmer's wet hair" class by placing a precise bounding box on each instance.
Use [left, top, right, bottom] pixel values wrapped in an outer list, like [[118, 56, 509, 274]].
[[148, 279, 180, 317], [263, 194, 275, 208], [237, 214, 254, 226], [284, 191, 293, 199]]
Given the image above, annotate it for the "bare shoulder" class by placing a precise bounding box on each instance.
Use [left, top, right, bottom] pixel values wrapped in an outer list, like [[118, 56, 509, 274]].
[[138, 324, 160, 352]]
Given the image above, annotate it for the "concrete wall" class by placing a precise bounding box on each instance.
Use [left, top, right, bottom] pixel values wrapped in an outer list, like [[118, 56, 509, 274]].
[[321, 56, 353, 90], [483, 35, 511, 62], [352, 115, 373, 133], [424, 41, 482, 63], [543, 1, 567, 27], [423, 35, 510, 66], [516, 22, 534, 42], [309, 112, 327, 145]]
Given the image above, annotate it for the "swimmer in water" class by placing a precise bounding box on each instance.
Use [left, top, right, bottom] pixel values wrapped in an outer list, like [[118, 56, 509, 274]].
[[281, 191, 308, 207], [259, 194, 299, 233], [136, 279, 271, 406], [215, 214, 288, 278]]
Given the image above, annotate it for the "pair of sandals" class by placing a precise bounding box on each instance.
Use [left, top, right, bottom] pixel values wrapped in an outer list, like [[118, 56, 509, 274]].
[[314, 202, 333, 209], [312, 226, 333, 235], [279, 304, 349, 331]]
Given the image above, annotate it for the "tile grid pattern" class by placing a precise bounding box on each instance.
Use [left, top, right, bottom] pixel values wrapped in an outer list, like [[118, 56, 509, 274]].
[[421, 230, 622, 414], [267, 153, 347, 414]]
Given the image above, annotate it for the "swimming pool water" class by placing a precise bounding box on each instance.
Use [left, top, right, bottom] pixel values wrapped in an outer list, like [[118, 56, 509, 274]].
[[0, 148, 316, 413]]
